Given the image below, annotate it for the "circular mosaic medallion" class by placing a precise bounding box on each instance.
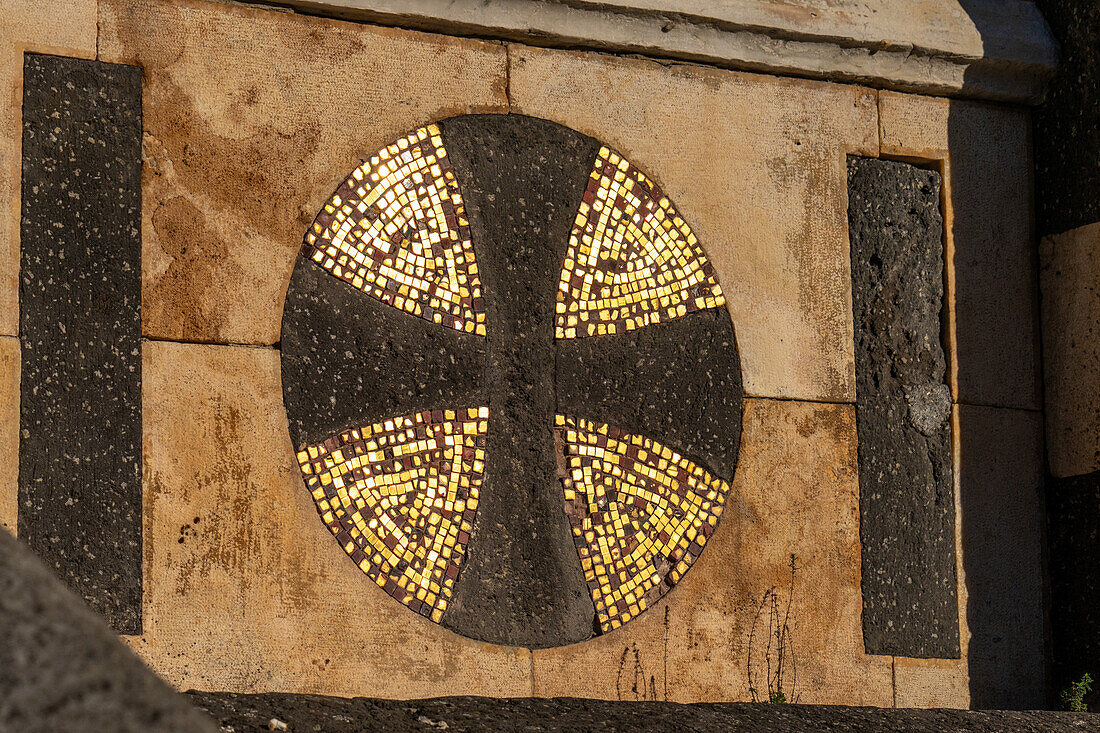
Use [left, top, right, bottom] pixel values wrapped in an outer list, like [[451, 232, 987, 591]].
[[280, 115, 742, 649]]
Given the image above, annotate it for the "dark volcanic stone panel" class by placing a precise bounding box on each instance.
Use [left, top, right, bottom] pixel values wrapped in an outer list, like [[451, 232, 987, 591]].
[[847, 156, 959, 658], [280, 260, 487, 449], [439, 114, 600, 648], [18, 54, 143, 634], [556, 308, 741, 481], [1047, 469, 1100, 710]]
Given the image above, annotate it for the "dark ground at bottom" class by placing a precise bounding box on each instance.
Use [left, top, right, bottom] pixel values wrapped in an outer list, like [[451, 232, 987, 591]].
[[187, 692, 1098, 732]]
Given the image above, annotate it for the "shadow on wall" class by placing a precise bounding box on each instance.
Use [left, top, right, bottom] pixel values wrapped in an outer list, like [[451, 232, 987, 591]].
[[954, 0, 1047, 710]]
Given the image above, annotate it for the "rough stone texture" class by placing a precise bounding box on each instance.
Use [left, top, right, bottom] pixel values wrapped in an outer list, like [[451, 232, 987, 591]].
[[557, 308, 742, 481], [259, 0, 1057, 105], [1040, 222, 1100, 478], [847, 157, 958, 659], [878, 91, 1040, 411], [188, 691, 1097, 732], [0, 337, 17, 535], [1047, 469, 1100, 712], [893, 657, 970, 709], [0, 529, 218, 733], [0, 0, 98, 338], [435, 115, 599, 647], [136, 340, 532, 697], [97, 0, 508, 346], [956, 406, 1046, 710], [19, 54, 144, 635], [280, 261, 487, 448], [1034, 0, 1100, 237], [532, 400, 894, 707], [509, 45, 878, 403]]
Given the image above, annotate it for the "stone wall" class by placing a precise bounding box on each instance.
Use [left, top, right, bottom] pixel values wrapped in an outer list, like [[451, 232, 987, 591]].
[[0, 0, 1050, 710]]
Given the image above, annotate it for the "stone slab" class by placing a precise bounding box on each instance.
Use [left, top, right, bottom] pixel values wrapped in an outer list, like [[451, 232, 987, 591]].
[[0, 337, 16, 535], [1046, 469, 1100, 711], [1040, 222, 1100, 478], [532, 399, 894, 706], [509, 46, 878, 403], [136, 339, 532, 697], [0, 0, 98, 338], [893, 657, 970, 709], [1034, 0, 1100, 236], [956, 406, 1046, 709], [847, 157, 959, 659], [0, 529, 218, 733], [19, 54, 143, 635], [97, 0, 508, 346], [255, 0, 1057, 105], [878, 91, 1040, 411]]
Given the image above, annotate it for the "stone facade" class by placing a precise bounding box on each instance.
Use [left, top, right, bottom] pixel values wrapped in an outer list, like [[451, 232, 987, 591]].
[[0, 0, 1057, 711]]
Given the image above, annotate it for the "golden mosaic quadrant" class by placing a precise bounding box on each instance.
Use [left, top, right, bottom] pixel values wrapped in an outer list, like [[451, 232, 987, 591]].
[[296, 408, 489, 622], [556, 415, 731, 632], [556, 147, 725, 339], [303, 125, 486, 336]]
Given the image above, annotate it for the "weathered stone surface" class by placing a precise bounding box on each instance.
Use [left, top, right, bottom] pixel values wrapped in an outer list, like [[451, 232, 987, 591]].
[[1040, 222, 1100, 478], [0, 0, 97, 338], [532, 399, 894, 707], [188, 690, 1097, 732], [557, 308, 742, 481], [280, 261, 487, 448], [893, 657, 970, 709], [19, 54, 143, 635], [1047, 469, 1100, 712], [137, 340, 532, 697], [957, 406, 1046, 709], [259, 0, 1057, 105], [0, 529, 217, 733], [847, 157, 959, 659], [509, 46, 878, 403], [97, 0, 508, 346], [1034, 0, 1100, 236], [0, 337, 17, 535], [878, 91, 1040, 411]]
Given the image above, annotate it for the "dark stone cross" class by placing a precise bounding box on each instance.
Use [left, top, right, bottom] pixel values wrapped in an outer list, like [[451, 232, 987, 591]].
[[281, 115, 742, 648]]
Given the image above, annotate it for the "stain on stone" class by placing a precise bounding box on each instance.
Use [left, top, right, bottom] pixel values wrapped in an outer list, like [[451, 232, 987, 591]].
[[18, 54, 144, 634], [847, 156, 959, 658]]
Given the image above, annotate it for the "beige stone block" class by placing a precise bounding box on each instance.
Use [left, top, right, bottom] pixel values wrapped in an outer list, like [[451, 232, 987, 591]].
[[893, 657, 970, 709], [532, 399, 893, 705], [98, 0, 508, 346], [0, 0, 97, 338], [138, 339, 531, 696], [956, 405, 1046, 709], [1040, 222, 1100, 478], [879, 91, 1040, 411], [509, 47, 878, 403], [0, 336, 17, 535]]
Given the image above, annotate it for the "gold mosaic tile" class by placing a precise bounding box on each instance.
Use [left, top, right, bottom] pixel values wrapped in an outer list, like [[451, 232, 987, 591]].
[[303, 125, 486, 336], [296, 407, 489, 622], [556, 415, 730, 633], [556, 147, 725, 338]]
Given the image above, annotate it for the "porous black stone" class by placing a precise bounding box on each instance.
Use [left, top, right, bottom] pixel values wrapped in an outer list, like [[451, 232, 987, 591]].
[[18, 54, 143, 634], [280, 261, 487, 448], [1033, 0, 1100, 237], [1047, 469, 1100, 710], [438, 114, 601, 648], [557, 308, 741, 481], [847, 157, 960, 658], [187, 691, 1097, 732]]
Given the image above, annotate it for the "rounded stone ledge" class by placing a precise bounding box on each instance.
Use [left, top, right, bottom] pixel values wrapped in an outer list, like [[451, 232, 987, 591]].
[[251, 0, 1058, 105]]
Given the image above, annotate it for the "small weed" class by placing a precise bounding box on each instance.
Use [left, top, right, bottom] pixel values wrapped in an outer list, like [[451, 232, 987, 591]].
[[747, 554, 799, 704], [1060, 673, 1092, 713]]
